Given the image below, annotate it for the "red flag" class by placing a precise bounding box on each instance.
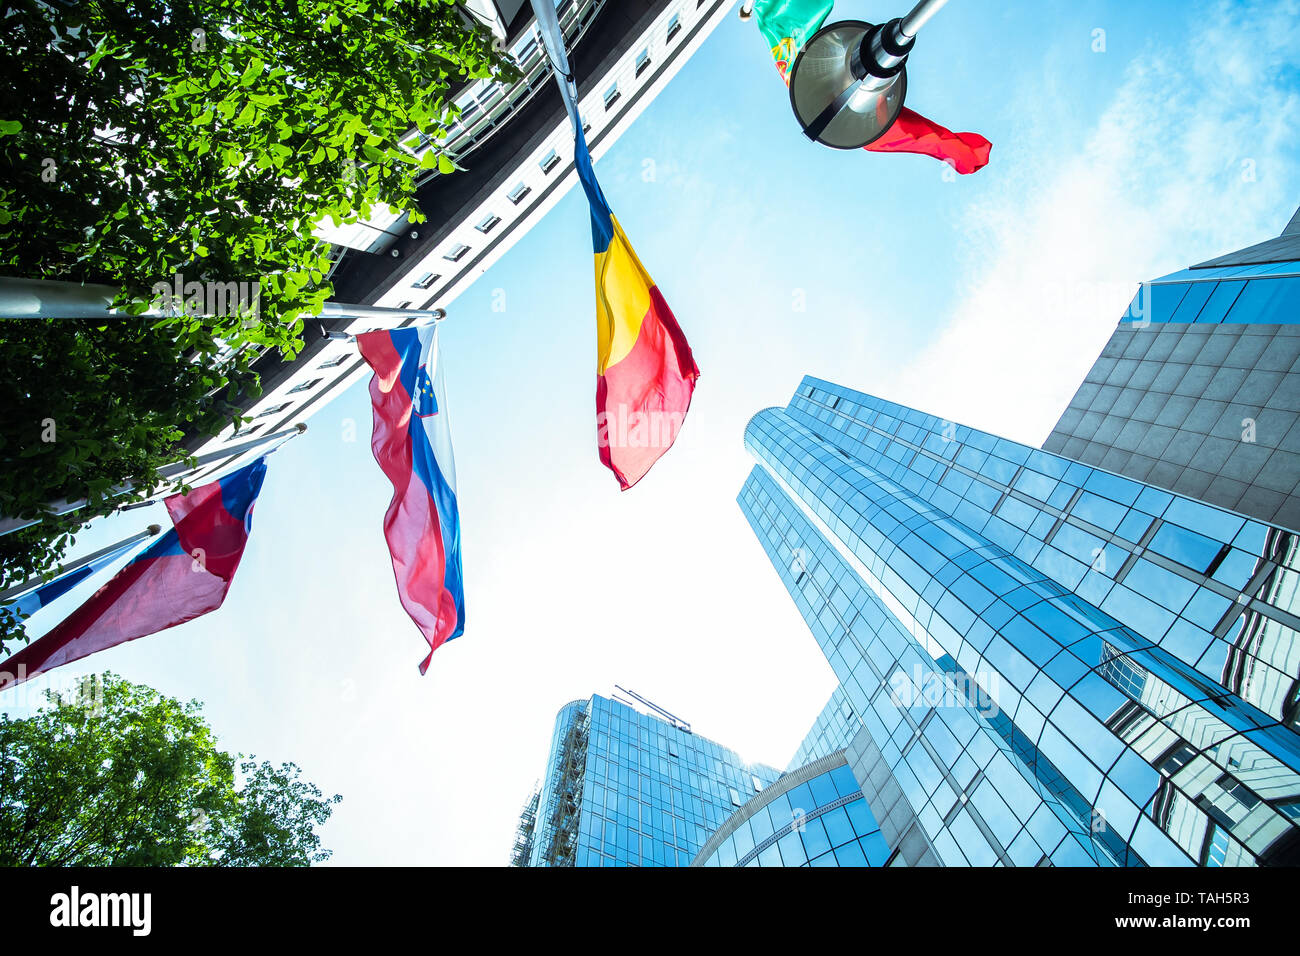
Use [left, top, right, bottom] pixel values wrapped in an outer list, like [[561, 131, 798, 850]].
[[0, 460, 266, 689], [865, 107, 991, 174]]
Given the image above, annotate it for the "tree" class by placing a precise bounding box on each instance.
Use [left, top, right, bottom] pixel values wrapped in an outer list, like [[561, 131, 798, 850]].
[[0, 0, 508, 653], [0, 673, 341, 866]]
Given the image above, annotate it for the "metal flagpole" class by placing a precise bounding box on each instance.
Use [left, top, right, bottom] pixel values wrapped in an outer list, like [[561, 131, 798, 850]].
[[0, 524, 162, 603], [323, 308, 446, 344], [899, 0, 950, 37], [0, 276, 449, 324], [0, 423, 307, 537], [530, 0, 582, 134]]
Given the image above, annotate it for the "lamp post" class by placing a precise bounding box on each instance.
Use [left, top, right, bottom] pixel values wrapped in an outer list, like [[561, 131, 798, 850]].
[[788, 0, 950, 149]]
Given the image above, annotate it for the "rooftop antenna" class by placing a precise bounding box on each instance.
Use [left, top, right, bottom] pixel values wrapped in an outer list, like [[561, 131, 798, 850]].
[[613, 685, 691, 734]]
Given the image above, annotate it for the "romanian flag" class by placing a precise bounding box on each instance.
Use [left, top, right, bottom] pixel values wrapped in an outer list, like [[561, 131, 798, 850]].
[[0, 459, 266, 690], [752, 0, 991, 174], [529, 0, 698, 489], [575, 129, 699, 489]]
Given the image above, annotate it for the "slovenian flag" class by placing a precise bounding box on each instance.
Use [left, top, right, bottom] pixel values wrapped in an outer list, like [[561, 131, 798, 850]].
[[357, 324, 464, 673], [752, 0, 991, 173], [0, 459, 266, 689]]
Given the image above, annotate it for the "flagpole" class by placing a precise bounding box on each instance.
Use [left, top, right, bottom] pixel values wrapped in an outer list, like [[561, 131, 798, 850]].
[[900, 0, 949, 38], [323, 309, 446, 343], [0, 276, 452, 324], [0, 423, 306, 537], [0, 525, 162, 603]]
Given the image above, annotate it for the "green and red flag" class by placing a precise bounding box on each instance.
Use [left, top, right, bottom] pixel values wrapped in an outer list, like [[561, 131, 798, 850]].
[[750, 0, 991, 174], [754, 0, 836, 80]]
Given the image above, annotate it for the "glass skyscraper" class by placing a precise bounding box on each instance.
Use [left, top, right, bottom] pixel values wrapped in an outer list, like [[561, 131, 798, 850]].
[[738, 373, 1300, 866], [722, 210, 1300, 868], [515, 693, 781, 866]]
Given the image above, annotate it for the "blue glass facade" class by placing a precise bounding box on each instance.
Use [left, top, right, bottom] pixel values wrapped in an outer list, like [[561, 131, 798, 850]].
[[694, 752, 889, 867], [739, 377, 1300, 866], [1122, 269, 1300, 327], [788, 686, 863, 771], [522, 694, 781, 866]]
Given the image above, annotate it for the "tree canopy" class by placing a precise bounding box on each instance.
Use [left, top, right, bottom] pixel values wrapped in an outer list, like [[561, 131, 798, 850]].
[[0, 673, 341, 866], [0, 0, 507, 654]]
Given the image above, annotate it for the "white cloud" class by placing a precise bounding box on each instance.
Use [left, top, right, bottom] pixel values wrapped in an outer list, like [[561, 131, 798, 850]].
[[889, 0, 1300, 446]]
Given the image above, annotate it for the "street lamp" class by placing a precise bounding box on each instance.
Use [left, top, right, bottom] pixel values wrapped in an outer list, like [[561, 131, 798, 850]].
[[788, 0, 950, 149]]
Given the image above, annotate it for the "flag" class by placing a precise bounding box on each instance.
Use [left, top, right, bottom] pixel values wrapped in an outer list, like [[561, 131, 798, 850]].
[[0, 459, 266, 690], [865, 107, 991, 175], [751, 0, 991, 173], [357, 324, 464, 672], [3, 534, 151, 622], [577, 130, 700, 489], [530, 0, 699, 489], [753, 0, 835, 80]]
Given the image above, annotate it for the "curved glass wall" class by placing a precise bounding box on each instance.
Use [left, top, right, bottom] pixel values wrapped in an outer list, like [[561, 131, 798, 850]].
[[695, 754, 890, 867]]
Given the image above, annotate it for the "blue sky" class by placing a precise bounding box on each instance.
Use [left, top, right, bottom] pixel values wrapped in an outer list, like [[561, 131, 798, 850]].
[[5, 0, 1299, 865]]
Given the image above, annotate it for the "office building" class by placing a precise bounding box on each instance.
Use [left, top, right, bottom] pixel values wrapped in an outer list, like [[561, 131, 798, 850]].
[[514, 692, 780, 866], [737, 373, 1300, 866]]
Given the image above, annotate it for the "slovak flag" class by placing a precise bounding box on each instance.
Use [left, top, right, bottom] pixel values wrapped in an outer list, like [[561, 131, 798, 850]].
[[0, 459, 267, 690], [357, 324, 464, 673]]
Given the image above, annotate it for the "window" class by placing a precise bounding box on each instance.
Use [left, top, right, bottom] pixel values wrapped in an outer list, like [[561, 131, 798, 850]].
[[229, 424, 262, 440], [396, 301, 413, 309], [603, 82, 620, 110], [1149, 522, 1224, 574], [1202, 822, 1231, 866], [635, 49, 651, 77], [539, 149, 560, 173], [514, 34, 539, 67], [1158, 742, 1196, 776], [288, 378, 322, 395], [256, 403, 291, 418], [1216, 774, 1260, 810], [729, 787, 741, 807], [412, 271, 439, 289], [666, 14, 681, 41], [1274, 799, 1300, 822], [318, 354, 349, 369], [507, 182, 531, 205], [475, 212, 501, 234], [443, 243, 469, 262], [752, 775, 763, 793]]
